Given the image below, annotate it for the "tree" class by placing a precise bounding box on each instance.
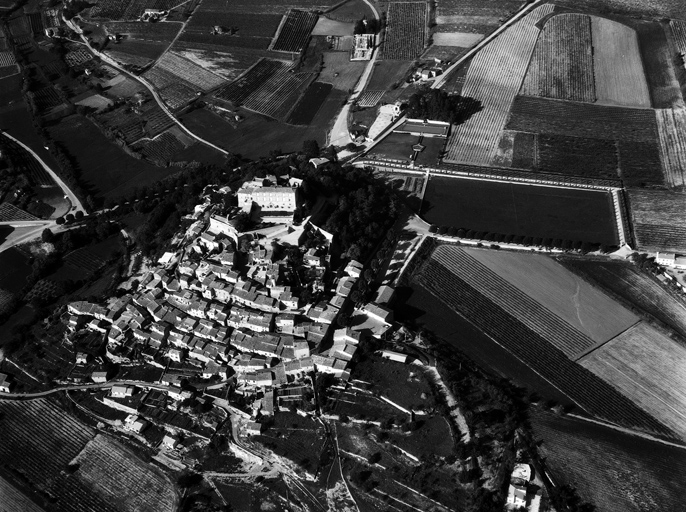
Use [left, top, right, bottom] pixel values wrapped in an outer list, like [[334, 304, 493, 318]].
[[302, 139, 320, 158], [65, 213, 75, 224], [41, 228, 54, 243], [406, 89, 482, 124], [75, 210, 84, 220], [367, 452, 381, 464], [56, 217, 65, 225]]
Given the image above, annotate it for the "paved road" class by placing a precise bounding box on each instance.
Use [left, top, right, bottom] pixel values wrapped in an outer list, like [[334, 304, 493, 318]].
[[329, 0, 380, 149], [1, 131, 85, 213]]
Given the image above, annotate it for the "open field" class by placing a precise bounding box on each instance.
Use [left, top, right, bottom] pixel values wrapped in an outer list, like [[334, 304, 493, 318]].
[[591, 17, 650, 108], [431, 32, 483, 46], [422, 176, 619, 245], [580, 322, 686, 440], [627, 188, 686, 252], [655, 108, 686, 188], [443, 4, 554, 165], [435, 0, 522, 34], [558, 257, 686, 340], [537, 133, 618, 179], [318, 51, 365, 91], [271, 9, 318, 52], [378, 2, 427, 60], [72, 434, 177, 511], [180, 8, 282, 50], [104, 21, 182, 42], [324, 0, 373, 22], [48, 115, 172, 199], [409, 250, 675, 438], [521, 14, 595, 103], [365, 59, 412, 91], [287, 81, 331, 125], [532, 411, 686, 512], [463, 247, 639, 348], [153, 51, 226, 92], [215, 58, 290, 105], [311, 17, 353, 36]]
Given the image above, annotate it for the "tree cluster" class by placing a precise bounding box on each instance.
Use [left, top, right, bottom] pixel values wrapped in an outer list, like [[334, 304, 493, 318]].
[[406, 89, 482, 125], [353, 18, 379, 34]]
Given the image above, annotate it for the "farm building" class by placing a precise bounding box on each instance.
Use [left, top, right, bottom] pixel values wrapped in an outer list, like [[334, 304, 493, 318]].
[[656, 252, 686, 269], [91, 370, 109, 383], [111, 385, 135, 398], [124, 414, 149, 433], [351, 34, 375, 61], [162, 434, 180, 449], [245, 421, 262, 436], [0, 373, 13, 393], [381, 350, 407, 363], [507, 483, 527, 508]]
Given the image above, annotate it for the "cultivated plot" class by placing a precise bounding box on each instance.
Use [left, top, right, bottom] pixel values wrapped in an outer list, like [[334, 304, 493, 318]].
[[655, 108, 686, 188], [521, 13, 595, 103], [463, 247, 639, 348], [628, 188, 686, 252], [431, 32, 483, 46], [591, 17, 650, 108], [580, 322, 686, 440], [443, 4, 554, 165], [378, 2, 427, 60]]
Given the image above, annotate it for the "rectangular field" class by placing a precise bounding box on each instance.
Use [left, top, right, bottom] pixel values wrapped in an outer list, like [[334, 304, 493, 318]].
[[627, 188, 686, 252], [591, 17, 650, 108], [422, 176, 619, 245], [378, 2, 427, 60], [521, 13, 595, 103], [431, 32, 483, 46], [271, 10, 318, 53], [655, 108, 686, 188], [318, 51, 365, 91], [462, 247, 639, 347], [580, 322, 686, 440], [443, 4, 554, 165], [537, 133, 618, 179]]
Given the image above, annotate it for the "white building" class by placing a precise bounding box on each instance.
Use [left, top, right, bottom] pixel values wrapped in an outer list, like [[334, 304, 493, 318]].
[[237, 185, 297, 214], [656, 252, 686, 269], [381, 349, 407, 363], [507, 484, 527, 508]]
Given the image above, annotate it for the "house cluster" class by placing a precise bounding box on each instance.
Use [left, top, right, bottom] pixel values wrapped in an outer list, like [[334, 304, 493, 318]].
[[656, 252, 686, 269], [62, 182, 383, 433], [237, 179, 299, 224]]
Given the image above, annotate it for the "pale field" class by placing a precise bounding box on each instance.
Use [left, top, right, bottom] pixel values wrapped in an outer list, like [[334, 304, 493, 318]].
[[431, 32, 483, 47], [463, 247, 639, 344], [591, 17, 650, 108], [435, 15, 500, 25], [312, 18, 354, 36], [655, 108, 686, 188], [443, 4, 554, 165], [319, 51, 366, 91], [580, 321, 686, 440], [72, 434, 178, 512]]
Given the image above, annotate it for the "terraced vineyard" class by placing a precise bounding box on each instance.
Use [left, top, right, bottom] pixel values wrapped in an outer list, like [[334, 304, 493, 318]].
[[412, 253, 675, 438], [628, 188, 686, 252], [655, 108, 686, 188], [271, 9, 318, 52], [521, 13, 595, 102], [378, 2, 427, 60], [443, 4, 554, 165]]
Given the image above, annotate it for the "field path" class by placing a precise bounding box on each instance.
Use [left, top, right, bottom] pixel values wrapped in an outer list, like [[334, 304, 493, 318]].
[[423, 365, 471, 442]]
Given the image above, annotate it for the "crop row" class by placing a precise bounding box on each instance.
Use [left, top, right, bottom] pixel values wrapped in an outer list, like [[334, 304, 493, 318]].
[[655, 108, 686, 188], [521, 13, 595, 103], [156, 52, 226, 91], [633, 223, 686, 252], [379, 2, 427, 60], [431, 247, 597, 358], [0, 50, 15, 66], [537, 133, 618, 179], [506, 95, 659, 144], [214, 58, 290, 104], [671, 20, 686, 56], [413, 259, 676, 438], [444, 4, 555, 165], [243, 70, 311, 120], [616, 140, 663, 187], [271, 9, 318, 53]]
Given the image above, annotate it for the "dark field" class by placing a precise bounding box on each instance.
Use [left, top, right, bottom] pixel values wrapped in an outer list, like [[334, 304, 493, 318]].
[[422, 176, 618, 245], [47, 115, 173, 199], [365, 60, 412, 91], [537, 134, 618, 179], [288, 81, 332, 125], [510, 131, 536, 169], [181, 88, 345, 158], [532, 411, 686, 512], [404, 250, 675, 438], [0, 247, 32, 294]]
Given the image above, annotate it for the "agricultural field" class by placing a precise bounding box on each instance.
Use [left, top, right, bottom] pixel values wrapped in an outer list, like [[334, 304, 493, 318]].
[[103, 21, 182, 43], [409, 249, 675, 438], [48, 115, 172, 199], [152, 51, 226, 92], [422, 175, 619, 245], [323, 0, 374, 22], [627, 188, 686, 252], [533, 412, 686, 512], [431, 32, 482, 47], [464, 247, 638, 346], [558, 257, 686, 340], [537, 134, 618, 179], [311, 18, 353, 36], [364, 59, 413, 92], [443, 4, 554, 165], [506, 95, 665, 185], [287, 81, 332, 125], [214, 58, 291, 105], [0, 475, 45, 512], [271, 9, 318, 53], [433, 246, 636, 357], [591, 17, 650, 107], [521, 14, 595, 103], [580, 322, 686, 440], [242, 69, 313, 120], [378, 2, 427, 60], [71, 434, 177, 511], [510, 130, 536, 168], [435, 0, 522, 34], [318, 51, 365, 91], [655, 108, 686, 188], [88, 0, 180, 21]]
